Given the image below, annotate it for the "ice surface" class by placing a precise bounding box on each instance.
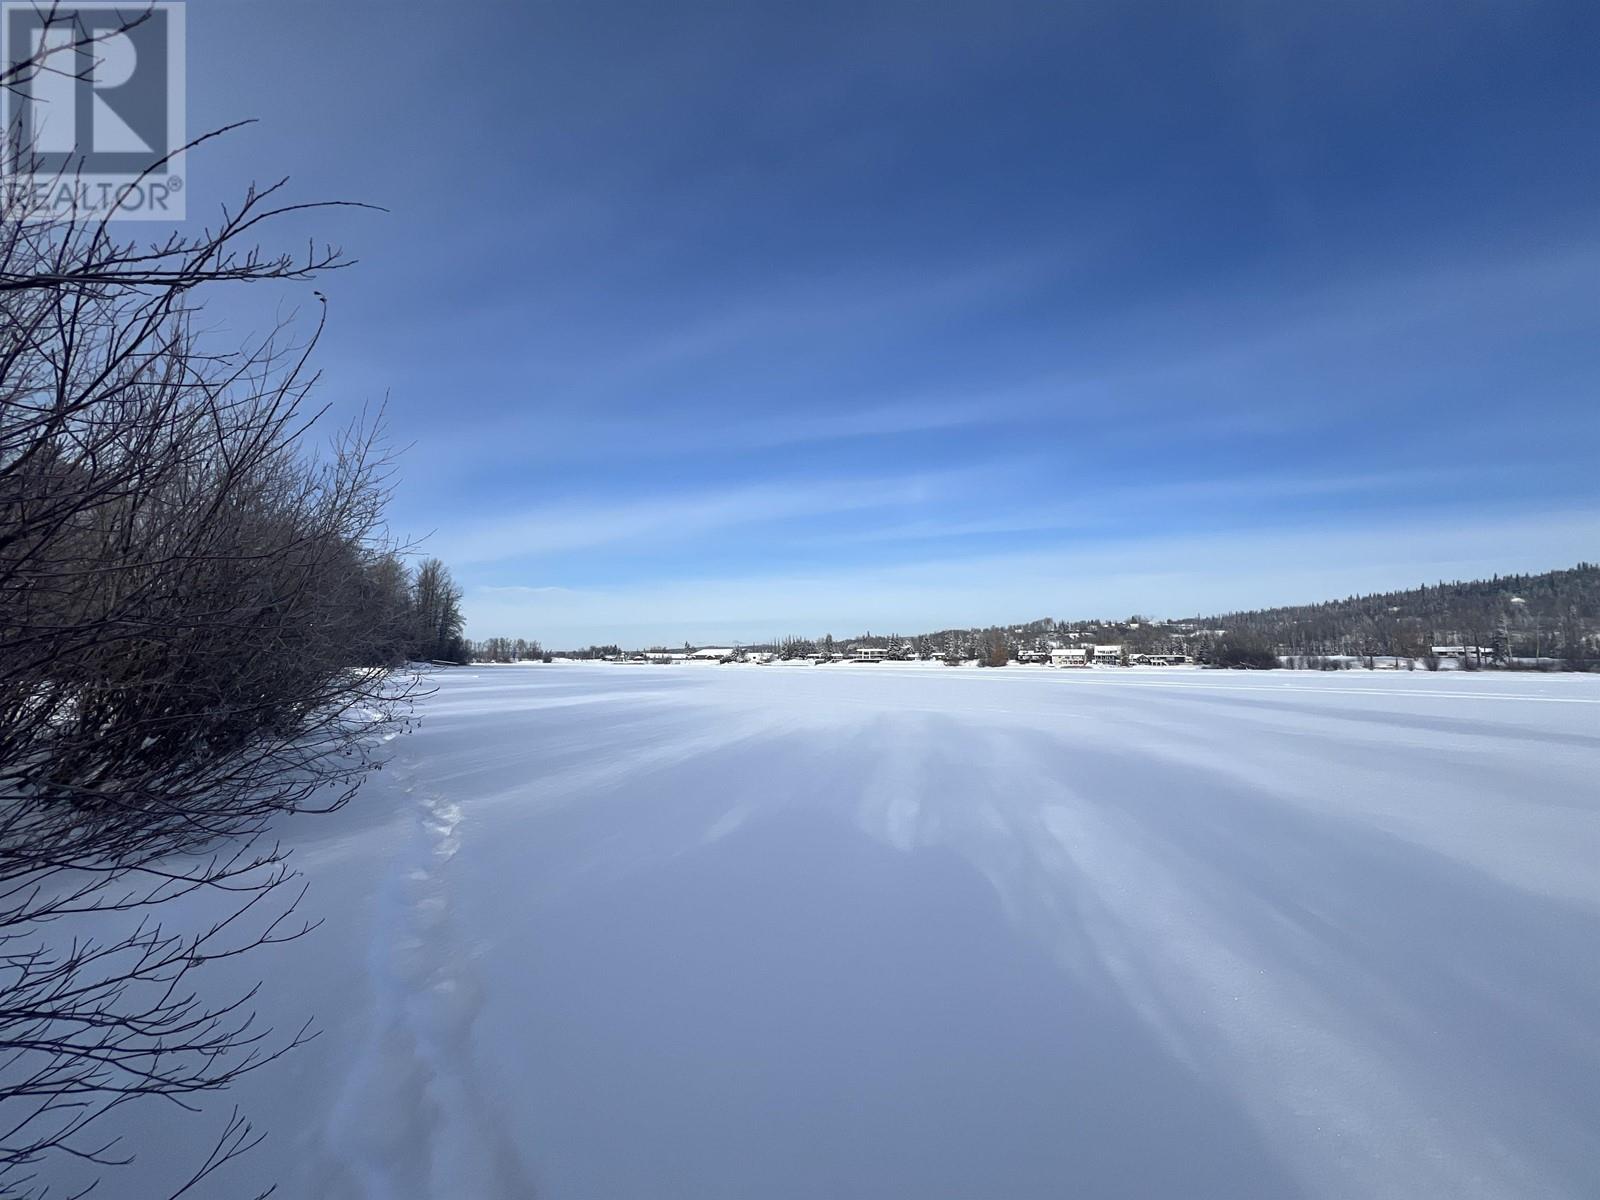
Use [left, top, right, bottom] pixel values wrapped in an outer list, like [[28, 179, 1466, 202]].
[[41, 664, 1600, 1198]]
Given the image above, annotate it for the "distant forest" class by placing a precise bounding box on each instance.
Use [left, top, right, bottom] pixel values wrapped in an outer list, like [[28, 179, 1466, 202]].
[[1189, 562, 1599, 666]]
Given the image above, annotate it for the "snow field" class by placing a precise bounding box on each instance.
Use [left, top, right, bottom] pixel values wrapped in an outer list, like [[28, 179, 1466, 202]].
[[40, 664, 1600, 1199]]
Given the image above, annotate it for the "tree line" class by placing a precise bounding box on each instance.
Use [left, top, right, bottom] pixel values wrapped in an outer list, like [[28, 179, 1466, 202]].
[[0, 17, 468, 1195], [471, 636, 549, 663], [1184, 564, 1600, 670]]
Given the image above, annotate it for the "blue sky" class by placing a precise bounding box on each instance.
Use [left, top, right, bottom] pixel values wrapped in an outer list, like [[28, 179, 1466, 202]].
[[186, 0, 1597, 645]]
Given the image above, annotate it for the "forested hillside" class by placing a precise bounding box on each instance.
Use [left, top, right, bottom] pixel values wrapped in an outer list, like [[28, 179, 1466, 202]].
[[1191, 563, 1599, 665]]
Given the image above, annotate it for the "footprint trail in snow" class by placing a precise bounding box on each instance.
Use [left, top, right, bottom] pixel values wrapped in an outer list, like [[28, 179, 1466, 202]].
[[314, 747, 534, 1199]]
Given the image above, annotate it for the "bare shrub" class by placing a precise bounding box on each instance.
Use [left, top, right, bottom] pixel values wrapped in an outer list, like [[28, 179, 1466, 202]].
[[0, 15, 422, 1196]]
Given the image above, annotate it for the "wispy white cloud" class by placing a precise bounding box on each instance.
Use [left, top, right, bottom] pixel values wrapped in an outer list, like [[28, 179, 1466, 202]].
[[438, 466, 990, 566], [401, 233, 1600, 478], [798, 466, 1487, 547], [576, 244, 1080, 389]]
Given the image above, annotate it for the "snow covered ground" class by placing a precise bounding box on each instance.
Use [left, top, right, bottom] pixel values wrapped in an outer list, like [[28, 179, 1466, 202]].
[[50, 663, 1600, 1199]]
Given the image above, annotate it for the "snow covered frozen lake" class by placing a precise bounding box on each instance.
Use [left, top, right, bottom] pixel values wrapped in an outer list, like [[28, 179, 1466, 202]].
[[74, 663, 1600, 1198]]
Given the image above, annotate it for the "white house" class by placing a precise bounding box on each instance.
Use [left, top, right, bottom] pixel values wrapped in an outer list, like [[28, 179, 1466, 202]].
[[1431, 645, 1494, 661], [1093, 644, 1125, 665], [690, 647, 734, 661], [1050, 647, 1090, 667], [852, 647, 889, 662]]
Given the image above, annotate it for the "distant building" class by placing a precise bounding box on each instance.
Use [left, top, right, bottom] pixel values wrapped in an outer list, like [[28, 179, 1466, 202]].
[[853, 647, 889, 662], [1051, 647, 1090, 667], [690, 647, 733, 661], [1431, 645, 1495, 661], [1093, 644, 1125, 665]]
